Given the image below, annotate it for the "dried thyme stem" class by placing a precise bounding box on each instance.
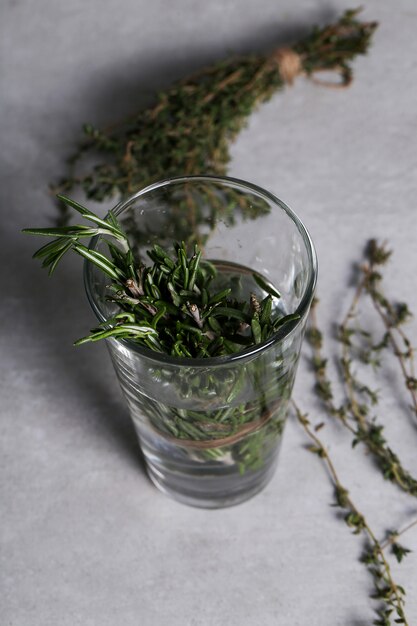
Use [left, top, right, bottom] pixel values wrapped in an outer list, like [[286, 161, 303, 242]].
[[341, 240, 417, 421], [293, 401, 410, 626], [361, 262, 417, 420], [308, 293, 417, 498], [380, 518, 417, 552], [338, 242, 417, 496], [308, 299, 355, 433]]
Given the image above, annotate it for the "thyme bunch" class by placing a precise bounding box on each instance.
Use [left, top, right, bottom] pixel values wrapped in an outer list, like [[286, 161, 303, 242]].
[[306, 241, 417, 497], [294, 402, 412, 626], [52, 9, 377, 230]]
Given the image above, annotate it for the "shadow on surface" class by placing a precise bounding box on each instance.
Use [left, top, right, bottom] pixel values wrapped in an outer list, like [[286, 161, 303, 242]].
[[8, 232, 146, 473], [73, 5, 338, 120]]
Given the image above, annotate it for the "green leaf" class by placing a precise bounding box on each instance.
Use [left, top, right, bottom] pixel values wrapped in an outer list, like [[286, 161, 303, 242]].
[[56, 195, 128, 239], [260, 295, 273, 325], [167, 282, 182, 307], [47, 241, 74, 275], [209, 288, 232, 305], [56, 194, 98, 218], [392, 542, 411, 563], [73, 244, 124, 280], [188, 250, 202, 291], [74, 322, 158, 345], [273, 313, 300, 331], [23, 225, 97, 238], [251, 318, 262, 344], [106, 209, 122, 230], [211, 307, 248, 322], [152, 305, 167, 328], [32, 237, 71, 260], [207, 316, 222, 334], [253, 273, 281, 298]]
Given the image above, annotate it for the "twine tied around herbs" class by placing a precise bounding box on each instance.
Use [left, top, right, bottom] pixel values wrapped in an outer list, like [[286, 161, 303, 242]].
[[151, 401, 281, 450], [271, 46, 352, 88], [271, 47, 303, 85]]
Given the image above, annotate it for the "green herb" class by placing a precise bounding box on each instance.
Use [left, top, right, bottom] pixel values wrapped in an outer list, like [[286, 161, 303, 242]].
[[361, 240, 417, 419], [52, 9, 377, 236], [24, 195, 299, 472], [300, 241, 417, 623], [307, 254, 417, 497], [294, 402, 413, 626], [24, 195, 298, 356]]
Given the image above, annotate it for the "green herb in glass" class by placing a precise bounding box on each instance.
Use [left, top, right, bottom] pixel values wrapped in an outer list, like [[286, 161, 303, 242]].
[[24, 194, 297, 354], [23, 194, 299, 477]]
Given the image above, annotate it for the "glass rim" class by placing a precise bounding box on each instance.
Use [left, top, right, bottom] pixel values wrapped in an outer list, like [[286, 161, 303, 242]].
[[84, 174, 318, 367]]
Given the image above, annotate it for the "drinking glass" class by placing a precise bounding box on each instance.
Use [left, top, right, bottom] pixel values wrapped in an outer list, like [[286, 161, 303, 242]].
[[84, 175, 317, 508]]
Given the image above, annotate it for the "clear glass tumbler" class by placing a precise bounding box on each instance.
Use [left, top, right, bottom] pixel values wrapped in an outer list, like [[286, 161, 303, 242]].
[[84, 176, 317, 508]]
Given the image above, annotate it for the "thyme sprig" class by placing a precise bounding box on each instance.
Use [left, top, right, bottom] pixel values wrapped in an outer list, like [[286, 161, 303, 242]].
[[52, 9, 377, 229], [306, 241, 417, 497], [362, 240, 417, 420], [24, 195, 298, 357], [294, 402, 412, 626], [380, 519, 417, 557]]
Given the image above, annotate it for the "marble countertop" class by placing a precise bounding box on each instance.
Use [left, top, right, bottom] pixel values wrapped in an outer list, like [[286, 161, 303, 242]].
[[2, 1, 417, 624]]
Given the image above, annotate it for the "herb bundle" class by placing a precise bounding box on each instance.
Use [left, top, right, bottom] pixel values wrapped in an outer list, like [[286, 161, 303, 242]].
[[52, 9, 377, 232]]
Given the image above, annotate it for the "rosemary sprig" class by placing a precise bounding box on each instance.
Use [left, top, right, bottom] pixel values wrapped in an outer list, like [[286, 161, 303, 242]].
[[24, 195, 298, 356], [52, 9, 377, 229], [294, 402, 412, 626], [24, 195, 299, 471]]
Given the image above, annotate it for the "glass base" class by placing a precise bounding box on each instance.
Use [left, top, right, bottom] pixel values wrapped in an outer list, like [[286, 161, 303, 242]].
[[143, 449, 280, 509]]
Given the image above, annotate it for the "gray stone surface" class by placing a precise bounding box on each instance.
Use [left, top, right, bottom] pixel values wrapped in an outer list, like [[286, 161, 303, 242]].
[[1, 1, 417, 624]]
